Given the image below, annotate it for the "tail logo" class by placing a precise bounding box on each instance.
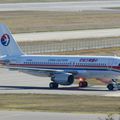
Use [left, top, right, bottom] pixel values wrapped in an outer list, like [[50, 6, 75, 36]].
[[1, 34, 10, 46]]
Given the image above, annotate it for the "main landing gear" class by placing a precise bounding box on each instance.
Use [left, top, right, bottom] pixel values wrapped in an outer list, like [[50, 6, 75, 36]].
[[77, 77, 88, 88], [49, 82, 59, 89], [79, 81, 88, 88], [107, 79, 120, 91]]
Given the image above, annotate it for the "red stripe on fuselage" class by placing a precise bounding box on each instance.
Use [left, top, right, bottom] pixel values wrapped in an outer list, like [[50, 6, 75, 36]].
[[7, 63, 120, 71]]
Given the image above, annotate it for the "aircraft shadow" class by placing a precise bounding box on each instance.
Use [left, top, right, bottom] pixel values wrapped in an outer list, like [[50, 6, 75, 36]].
[[0, 85, 109, 91]]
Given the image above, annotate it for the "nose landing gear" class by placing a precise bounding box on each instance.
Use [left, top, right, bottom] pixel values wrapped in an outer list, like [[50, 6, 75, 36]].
[[107, 79, 120, 91]]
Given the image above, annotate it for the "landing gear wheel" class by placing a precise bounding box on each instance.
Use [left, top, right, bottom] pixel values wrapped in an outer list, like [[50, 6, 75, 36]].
[[79, 81, 88, 87], [107, 84, 114, 91], [49, 82, 58, 89]]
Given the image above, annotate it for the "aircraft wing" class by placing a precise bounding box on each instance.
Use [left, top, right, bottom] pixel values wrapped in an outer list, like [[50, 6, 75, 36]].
[[7, 66, 64, 74]]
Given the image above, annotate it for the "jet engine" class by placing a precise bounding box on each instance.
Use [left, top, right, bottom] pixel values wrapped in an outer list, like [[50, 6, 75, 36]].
[[51, 73, 74, 85]]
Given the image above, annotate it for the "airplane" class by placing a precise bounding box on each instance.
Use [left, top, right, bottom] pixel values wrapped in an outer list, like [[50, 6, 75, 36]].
[[0, 24, 120, 91]]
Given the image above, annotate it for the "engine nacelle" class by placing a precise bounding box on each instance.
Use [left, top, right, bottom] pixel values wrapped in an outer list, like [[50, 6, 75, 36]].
[[51, 73, 74, 85]]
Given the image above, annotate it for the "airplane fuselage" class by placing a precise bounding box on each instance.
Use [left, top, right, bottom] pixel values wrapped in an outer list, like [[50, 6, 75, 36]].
[[2, 55, 120, 81], [0, 24, 120, 90]]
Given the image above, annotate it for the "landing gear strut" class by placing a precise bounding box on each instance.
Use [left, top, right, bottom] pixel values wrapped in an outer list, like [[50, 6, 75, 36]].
[[79, 81, 88, 87], [49, 82, 59, 89]]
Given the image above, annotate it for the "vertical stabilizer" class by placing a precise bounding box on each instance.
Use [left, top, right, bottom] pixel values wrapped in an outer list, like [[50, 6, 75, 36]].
[[0, 24, 23, 56]]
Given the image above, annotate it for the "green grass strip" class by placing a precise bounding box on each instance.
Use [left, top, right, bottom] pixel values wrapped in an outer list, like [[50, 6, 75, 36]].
[[0, 94, 119, 114]]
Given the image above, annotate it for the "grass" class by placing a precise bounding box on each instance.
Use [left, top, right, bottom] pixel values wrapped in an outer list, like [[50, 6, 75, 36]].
[[1, 11, 120, 33], [0, 94, 119, 113]]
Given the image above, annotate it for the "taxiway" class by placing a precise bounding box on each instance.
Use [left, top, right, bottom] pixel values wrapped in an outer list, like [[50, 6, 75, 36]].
[[0, 1, 120, 12], [0, 111, 119, 120], [0, 68, 120, 97], [14, 28, 120, 42]]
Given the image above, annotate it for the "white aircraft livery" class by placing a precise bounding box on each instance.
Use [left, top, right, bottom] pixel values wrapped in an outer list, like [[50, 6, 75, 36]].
[[0, 24, 120, 91]]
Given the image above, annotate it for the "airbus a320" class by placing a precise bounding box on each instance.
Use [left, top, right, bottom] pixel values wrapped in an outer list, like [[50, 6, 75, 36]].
[[0, 24, 120, 91]]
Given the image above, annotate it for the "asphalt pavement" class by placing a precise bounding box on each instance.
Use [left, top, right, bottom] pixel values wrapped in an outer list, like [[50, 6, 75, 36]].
[[0, 1, 120, 12], [14, 28, 120, 42], [1, 111, 119, 120]]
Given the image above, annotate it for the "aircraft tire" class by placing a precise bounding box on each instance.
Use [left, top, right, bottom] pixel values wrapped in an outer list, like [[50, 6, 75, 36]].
[[79, 81, 88, 87], [107, 84, 114, 91], [49, 82, 58, 89]]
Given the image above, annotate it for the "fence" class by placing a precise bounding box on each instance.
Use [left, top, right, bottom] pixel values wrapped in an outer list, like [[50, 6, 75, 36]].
[[19, 38, 120, 54]]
